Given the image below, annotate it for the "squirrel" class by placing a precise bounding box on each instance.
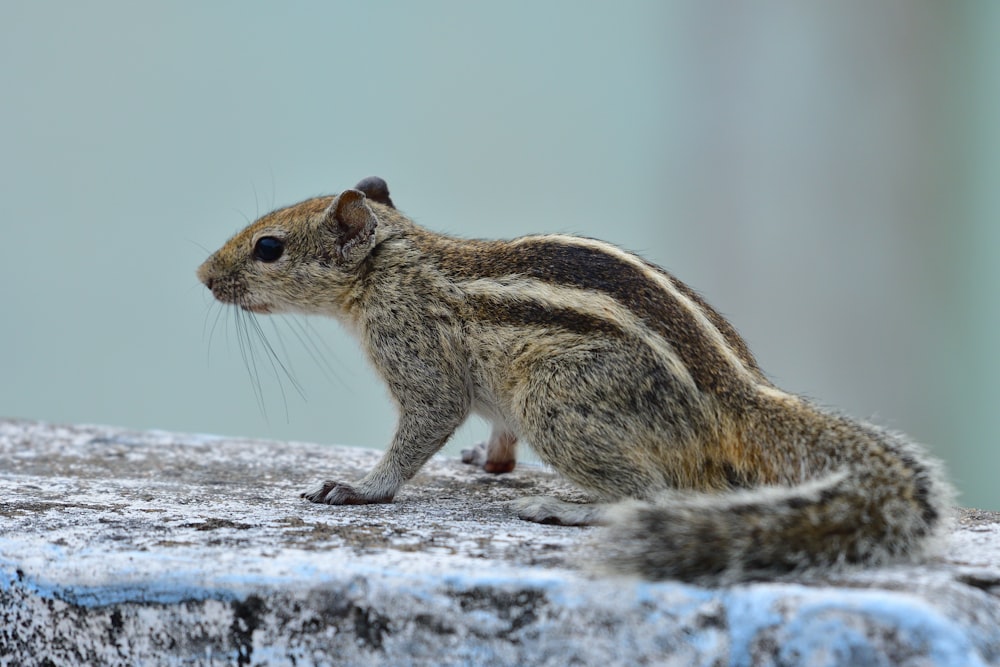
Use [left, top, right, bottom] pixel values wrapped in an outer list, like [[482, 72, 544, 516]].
[[196, 176, 953, 583]]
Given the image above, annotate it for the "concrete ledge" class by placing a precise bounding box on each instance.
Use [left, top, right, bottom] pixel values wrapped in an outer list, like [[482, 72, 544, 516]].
[[1, 419, 999, 666]]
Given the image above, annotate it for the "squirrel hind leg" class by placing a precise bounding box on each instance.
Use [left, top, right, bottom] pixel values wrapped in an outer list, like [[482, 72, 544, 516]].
[[461, 428, 517, 474], [513, 496, 609, 526]]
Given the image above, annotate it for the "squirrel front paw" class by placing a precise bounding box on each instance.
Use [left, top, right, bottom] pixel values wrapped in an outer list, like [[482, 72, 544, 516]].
[[300, 480, 392, 505]]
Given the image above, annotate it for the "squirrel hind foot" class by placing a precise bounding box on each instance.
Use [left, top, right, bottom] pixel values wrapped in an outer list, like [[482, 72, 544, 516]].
[[460, 442, 516, 474], [512, 496, 607, 526]]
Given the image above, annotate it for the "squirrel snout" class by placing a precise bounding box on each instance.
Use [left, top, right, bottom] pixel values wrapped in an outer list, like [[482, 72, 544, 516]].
[[196, 261, 215, 290]]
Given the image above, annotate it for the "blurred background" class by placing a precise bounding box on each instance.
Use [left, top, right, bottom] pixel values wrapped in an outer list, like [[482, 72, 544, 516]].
[[1, 1, 997, 508]]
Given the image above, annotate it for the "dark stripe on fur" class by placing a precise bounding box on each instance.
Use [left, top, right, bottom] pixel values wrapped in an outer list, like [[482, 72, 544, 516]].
[[641, 259, 764, 379], [465, 293, 626, 339], [424, 236, 755, 399]]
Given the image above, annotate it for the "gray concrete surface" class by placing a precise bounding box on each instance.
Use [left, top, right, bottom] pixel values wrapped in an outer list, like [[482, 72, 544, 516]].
[[1, 419, 998, 666]]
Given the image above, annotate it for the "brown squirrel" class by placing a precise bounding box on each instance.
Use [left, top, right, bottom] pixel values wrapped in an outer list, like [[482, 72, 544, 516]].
[[196, 177, 952, 583]]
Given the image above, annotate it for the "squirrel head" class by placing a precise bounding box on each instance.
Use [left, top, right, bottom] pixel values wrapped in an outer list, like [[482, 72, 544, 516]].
[[197, 180, 392, 316]]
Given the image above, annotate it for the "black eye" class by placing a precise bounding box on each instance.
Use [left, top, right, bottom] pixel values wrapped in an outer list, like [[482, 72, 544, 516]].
[[253, 236, 284, 262]]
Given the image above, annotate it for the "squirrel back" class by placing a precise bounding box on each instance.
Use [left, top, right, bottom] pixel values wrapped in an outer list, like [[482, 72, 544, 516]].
[[197, 178, 953, 583]]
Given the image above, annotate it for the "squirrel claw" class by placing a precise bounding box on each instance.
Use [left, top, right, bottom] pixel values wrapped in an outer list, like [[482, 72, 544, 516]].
[[301, 480, 389, 505]]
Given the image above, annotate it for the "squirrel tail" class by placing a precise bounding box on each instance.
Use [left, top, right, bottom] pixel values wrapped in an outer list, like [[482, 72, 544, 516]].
[[600, 425, 953, 583]]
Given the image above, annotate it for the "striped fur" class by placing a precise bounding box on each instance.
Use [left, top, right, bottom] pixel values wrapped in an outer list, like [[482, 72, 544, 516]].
[[197, 180, 954, 583]]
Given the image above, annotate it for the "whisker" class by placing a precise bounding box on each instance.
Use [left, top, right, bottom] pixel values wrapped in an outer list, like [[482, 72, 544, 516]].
[[200, 292, 349, 424], [204, 302, 227, 367], [268, 166, 276, 212], [204, 300, 224, 344], [236, 306, 268, 421], [285, 316, 350, 390], [299, 317, 346, 367], [251, 321, 291, 424], [244, 309, 298, 423], [246, 310, 279, 421], [187, 239, 213, 255], [231, 208, 252, 227], [267, 318, 307, 394], [247, 311, 306, 402]]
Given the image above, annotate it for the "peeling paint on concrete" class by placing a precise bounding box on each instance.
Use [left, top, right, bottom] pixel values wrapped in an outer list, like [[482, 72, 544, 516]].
[[1, 419, 999, 666]]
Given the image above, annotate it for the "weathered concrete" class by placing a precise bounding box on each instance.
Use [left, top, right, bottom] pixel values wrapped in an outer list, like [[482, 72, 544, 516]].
[[0, 419, 998, 666]]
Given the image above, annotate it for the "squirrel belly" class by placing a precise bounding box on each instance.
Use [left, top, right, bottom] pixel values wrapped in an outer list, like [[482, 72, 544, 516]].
[[197, 177, 954, 583]]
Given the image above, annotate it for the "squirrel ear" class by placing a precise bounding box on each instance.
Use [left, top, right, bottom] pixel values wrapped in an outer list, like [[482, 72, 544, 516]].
[[323, 189, 378, 264], [353, 176, 395, 209]]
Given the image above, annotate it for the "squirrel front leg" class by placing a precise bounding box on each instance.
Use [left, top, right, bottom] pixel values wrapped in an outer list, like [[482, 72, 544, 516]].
[[302, 403, 468, 504], [302, 330, 471, 505]]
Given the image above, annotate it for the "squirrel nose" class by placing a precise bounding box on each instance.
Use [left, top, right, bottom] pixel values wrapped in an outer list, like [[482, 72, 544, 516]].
[[196, 261, 215, 289]]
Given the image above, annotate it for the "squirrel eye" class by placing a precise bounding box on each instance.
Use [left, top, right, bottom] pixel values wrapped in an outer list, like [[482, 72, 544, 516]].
[[253, 236, 284, 262]]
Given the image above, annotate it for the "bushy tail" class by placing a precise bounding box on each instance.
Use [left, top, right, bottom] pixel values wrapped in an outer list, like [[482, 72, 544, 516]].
[[601, 427, 953, 584]]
